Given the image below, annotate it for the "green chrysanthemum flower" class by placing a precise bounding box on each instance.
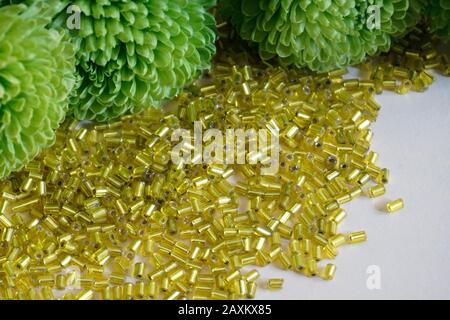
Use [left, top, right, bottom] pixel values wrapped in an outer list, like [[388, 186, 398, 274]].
[[387, 0, 426, 37], [48, 0, 217, 122], [0, 3, 75, 179], [427, 0, 450, 40], [222, 0, 425, 72], [349, 0, 393, 63]]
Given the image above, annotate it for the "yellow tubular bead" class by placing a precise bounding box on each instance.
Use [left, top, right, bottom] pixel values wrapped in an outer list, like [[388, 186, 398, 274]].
[[15, 255, 31, 270], [102, 287, 113, 300], [348, 231, 367, 244], [77, 290, 95, 300], [247, 282, 257, 299], [367, 184, 386, 198], [132, 262, 145, 279], [161, 277, 170, 292], [238, 279, 247, 297], [40, 287, 55, 300], [0, 215, 13, 228], [267, 278, 284, 290], [166, 291, 182, 300], [386, 199, 404, 213], [328, 208, 347, 224], [329, 234, 346, 248], [55, 274, 66, 290], [147, 281, 157, 298], [320, 264, 337, 280], [244, 270, 260, 282]]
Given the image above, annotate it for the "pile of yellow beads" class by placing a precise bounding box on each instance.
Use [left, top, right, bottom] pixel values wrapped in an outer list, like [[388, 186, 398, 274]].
[[360, 27, 449, 94], [0, 34, 447, 299]]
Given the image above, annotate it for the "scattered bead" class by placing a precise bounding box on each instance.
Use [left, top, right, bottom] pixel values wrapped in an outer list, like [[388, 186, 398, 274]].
[[267, 279, 284, 290], [367, 184, 386, 198], [347, 231, 367, 244], [386, 199, 405, 213]]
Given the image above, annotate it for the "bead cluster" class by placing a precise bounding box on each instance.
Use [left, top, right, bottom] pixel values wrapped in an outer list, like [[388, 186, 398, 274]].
[[0, 32, 447, 299], [360, 27, 449, 94]]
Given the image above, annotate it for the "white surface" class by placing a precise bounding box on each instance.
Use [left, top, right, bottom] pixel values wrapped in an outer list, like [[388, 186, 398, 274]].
[[255, 72, 450, 300]]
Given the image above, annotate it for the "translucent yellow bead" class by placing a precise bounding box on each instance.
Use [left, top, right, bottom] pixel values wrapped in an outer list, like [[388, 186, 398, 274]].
[[367, 184, 386, 198], [386, 199, 404, 213], [320, 264, 337, 280], [267, 278, 284, 289], [348, 231, 367, 244]]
